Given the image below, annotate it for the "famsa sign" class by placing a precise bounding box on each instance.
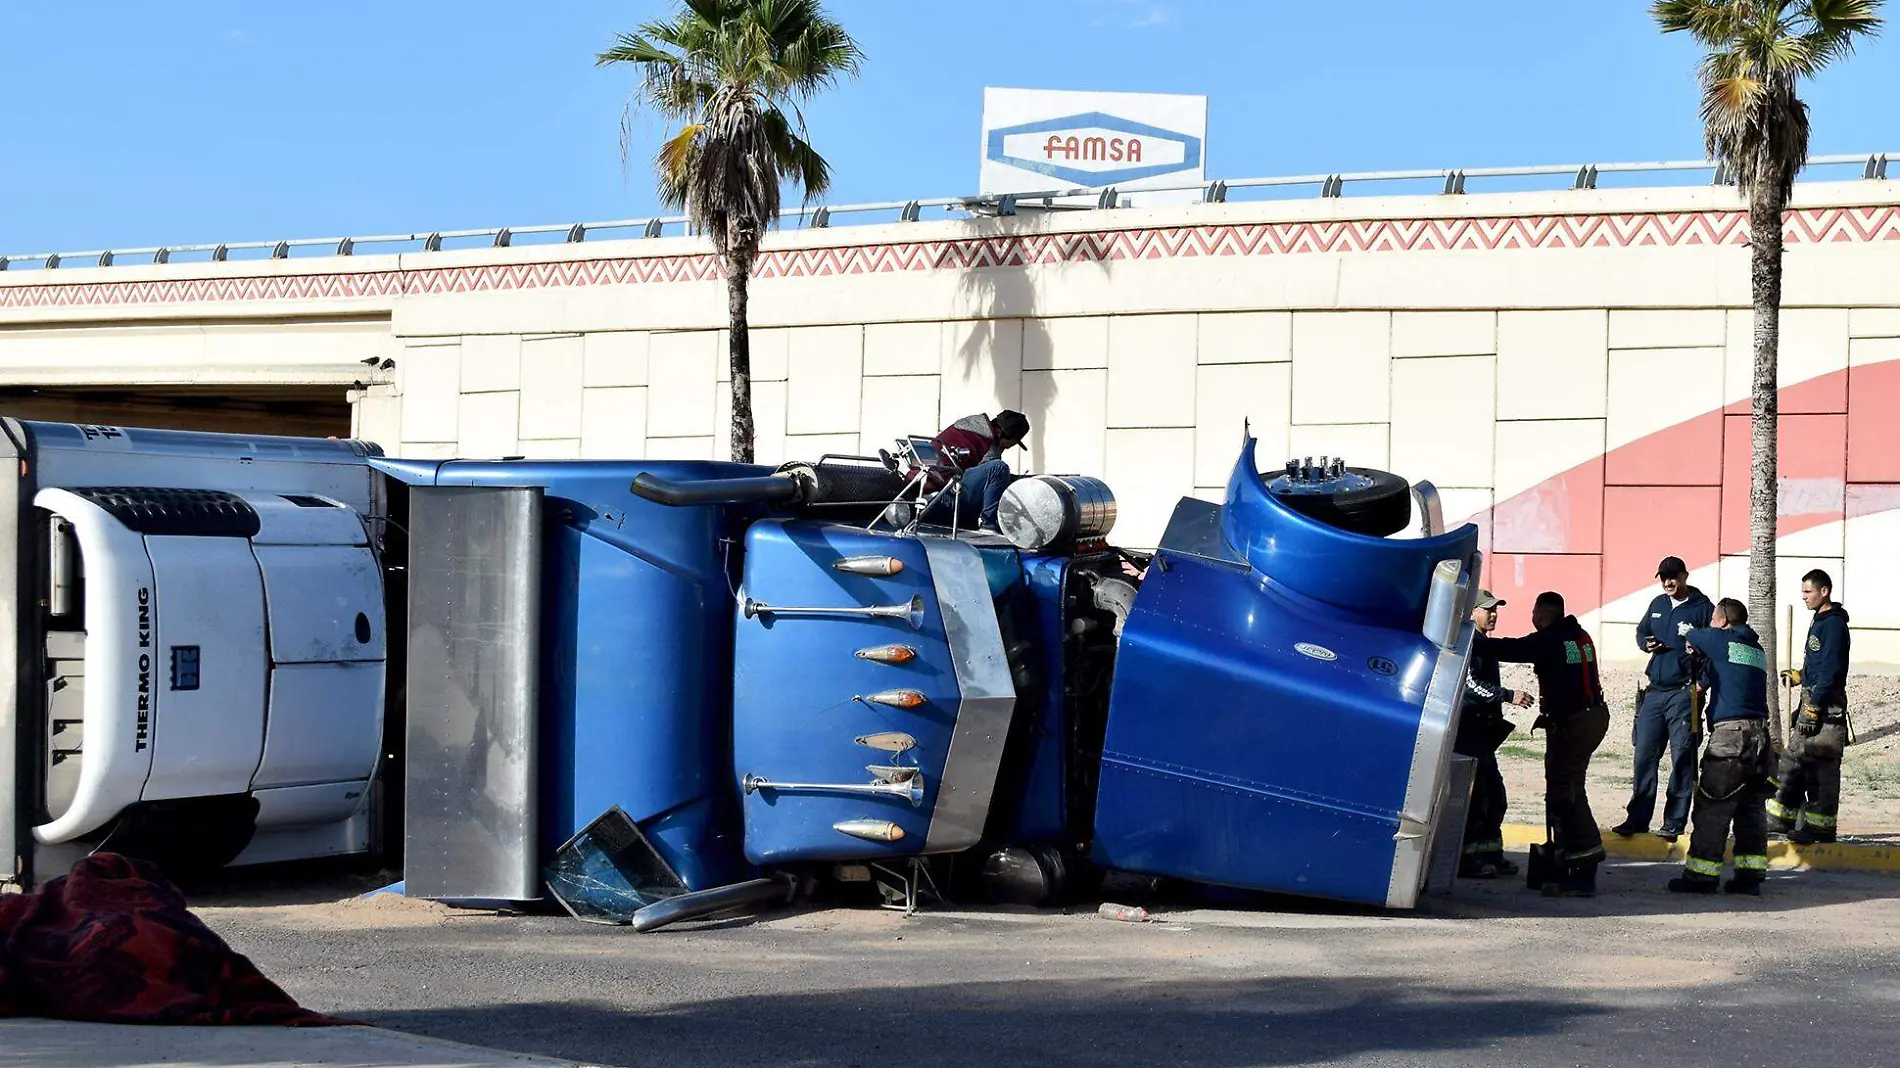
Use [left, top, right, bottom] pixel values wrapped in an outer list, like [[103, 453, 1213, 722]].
[[981, 88, 1207, 200]]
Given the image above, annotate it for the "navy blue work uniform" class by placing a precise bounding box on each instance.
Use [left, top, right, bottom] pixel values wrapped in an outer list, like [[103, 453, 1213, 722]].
[[1677, 623, 1774, 890], [1769, 603, 1853, 840], [1625, 587, 1714, 834], [1454, 645, 1520, 873], [1478, 615, 1610, 878]]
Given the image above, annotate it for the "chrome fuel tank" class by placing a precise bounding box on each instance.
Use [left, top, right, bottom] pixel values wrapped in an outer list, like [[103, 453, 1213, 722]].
[[995, 475, 1116, 552]]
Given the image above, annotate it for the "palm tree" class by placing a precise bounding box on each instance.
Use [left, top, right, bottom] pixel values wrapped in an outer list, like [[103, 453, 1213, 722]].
[[599, 0, 863, 463], [1652, 0, 1882, 740]]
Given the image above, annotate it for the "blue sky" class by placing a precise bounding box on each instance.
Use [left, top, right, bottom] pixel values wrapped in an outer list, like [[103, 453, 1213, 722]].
[[2, 1, 1897, 256]]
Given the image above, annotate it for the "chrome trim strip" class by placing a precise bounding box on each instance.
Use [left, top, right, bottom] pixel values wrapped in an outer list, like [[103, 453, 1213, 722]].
[[1386, 552, 1482, 909], [919, 538, 1016, 854], [1386, 622, 1475, 908]]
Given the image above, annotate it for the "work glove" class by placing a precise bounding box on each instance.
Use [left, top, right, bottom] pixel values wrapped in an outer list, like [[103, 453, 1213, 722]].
[[1797, 703, 1824, 737], [1780, 668, 1803, 687]]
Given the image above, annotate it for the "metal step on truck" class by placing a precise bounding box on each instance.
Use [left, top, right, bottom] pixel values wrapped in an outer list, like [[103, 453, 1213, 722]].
[[0, 417, 1482, 921]]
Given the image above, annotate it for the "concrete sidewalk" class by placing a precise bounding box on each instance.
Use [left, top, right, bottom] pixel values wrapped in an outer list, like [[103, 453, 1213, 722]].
[[1502, 822, 1900, 872], [0, 1019, 600, 1068]]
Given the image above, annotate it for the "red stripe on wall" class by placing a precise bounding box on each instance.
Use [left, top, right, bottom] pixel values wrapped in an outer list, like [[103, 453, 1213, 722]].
[[1471, 358, 1900, 633]]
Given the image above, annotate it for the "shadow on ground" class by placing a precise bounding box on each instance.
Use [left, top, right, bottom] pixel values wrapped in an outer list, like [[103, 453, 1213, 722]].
[[359, 977, 1609, 1068]]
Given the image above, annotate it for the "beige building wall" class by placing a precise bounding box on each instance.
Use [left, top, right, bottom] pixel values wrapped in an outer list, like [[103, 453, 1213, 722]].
[[6, 180, 1900, 664]]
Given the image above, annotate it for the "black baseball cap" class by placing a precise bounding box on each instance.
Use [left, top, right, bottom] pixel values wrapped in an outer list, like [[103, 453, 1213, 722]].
[[1656, 556, 1688, 579], [993, 410, 1030, 442]]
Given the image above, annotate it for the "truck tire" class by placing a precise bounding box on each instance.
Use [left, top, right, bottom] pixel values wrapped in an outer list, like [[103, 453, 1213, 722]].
[[1270, 467, 1412, 538]]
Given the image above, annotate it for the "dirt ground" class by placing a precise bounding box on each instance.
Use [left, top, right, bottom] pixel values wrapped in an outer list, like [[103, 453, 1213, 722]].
[[1495, 665, 1900, 836]]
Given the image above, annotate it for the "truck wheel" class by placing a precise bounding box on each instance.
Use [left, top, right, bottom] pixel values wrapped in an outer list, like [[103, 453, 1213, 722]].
[[1269, 467, 1413, 537]]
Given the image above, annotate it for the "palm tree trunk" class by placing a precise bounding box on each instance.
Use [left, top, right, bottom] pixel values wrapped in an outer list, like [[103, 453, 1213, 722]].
[[1747, 183, 1785, 744], [726, 257, 756, 464]]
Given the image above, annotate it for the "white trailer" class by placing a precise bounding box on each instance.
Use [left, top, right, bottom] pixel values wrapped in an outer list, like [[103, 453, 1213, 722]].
[[1, 419, 395, 890]]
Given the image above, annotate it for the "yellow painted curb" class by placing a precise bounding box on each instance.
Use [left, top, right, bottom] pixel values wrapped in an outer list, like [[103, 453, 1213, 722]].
[[1500, 823, 1900, 874]]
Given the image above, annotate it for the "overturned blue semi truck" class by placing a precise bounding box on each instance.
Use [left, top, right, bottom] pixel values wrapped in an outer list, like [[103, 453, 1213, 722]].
[[0, 418, 1482, 916]]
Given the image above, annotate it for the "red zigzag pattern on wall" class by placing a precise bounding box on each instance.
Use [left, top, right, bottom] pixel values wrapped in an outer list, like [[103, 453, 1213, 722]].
[[3, 205, 1899, 310]]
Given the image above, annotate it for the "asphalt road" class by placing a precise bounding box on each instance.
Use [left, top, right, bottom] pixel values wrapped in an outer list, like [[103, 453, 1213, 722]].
[[196, 861, 1900, 1068]]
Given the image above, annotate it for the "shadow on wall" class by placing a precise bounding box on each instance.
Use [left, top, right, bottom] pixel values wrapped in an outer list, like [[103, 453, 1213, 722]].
[[948, 237, 1110, 479], [351, 977, 1609, 1068], [953, 252, 1048, 473]]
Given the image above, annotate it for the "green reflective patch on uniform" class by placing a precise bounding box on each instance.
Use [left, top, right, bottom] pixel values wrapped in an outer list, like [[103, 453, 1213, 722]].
[[1564, 641, 1582, 664], [1734, 854, 1769, 871], [1684, 856, 1724, 877], [1766, 798, 1798, 820], [1803, 811, 1837, 829], [1728, 643, 1767, 670]]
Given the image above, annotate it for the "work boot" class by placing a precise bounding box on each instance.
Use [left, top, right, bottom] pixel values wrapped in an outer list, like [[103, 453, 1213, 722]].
[[1788, 826, 1837, 845], [1557, 861, 1599, 898], [1489, 854, 1521, 877], [1457, 857, 1498, 879], [1766, 814, 1796, 836], [1725, 875, 1765, 897], [1667, 874, 1719, 895], [1654, 827, 1683, 843], [1610, 821, 1646, 838]]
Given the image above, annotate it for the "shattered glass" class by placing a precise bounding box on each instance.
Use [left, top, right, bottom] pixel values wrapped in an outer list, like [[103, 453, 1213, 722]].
[[543, 806, 688, 925]]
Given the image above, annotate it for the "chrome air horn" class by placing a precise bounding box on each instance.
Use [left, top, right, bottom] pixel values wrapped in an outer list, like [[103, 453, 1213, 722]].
[[742, 594, 925, 629], [742, 773, 927, 808]]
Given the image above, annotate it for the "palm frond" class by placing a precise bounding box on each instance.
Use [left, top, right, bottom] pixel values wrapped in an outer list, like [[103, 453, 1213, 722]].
[[781, 18, 864, 96], [601, 0, 862, 262], [1652, 0, 1751, 44], [1805, 0, 1885, 34], [1656, 0, 1881, 199], [761, 106, 832, 201]]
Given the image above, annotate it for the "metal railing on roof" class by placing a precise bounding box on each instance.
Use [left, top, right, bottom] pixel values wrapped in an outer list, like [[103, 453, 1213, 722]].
[[1, 151, 1891, 273]]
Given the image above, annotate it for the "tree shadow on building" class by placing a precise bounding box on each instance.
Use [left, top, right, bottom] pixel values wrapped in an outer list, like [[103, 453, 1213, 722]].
[[948, 222, 1112, 480]]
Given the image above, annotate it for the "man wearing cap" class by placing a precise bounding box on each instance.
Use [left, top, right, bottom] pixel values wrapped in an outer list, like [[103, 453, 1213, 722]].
[[1613, 557, 1714, 843], [1477, 591, 1611, 896], [927, 410, 1031, 530], [1669, 597, 1776, 895], [1455, 590, 1534, 877]]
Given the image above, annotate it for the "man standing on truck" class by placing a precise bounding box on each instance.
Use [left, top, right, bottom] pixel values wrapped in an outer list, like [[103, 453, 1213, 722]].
[[1670, 597, 1776, 896], [1477, 591, 1611, 897], [1613, 556, 1713, 843], [927, 410, 1031, 529], [1768, 569, 1853, 844], [1456, 590, 1534, 878]]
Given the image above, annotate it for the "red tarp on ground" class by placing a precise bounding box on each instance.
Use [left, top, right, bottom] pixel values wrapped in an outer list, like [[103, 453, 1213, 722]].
[[0, 853, 340, 1025]]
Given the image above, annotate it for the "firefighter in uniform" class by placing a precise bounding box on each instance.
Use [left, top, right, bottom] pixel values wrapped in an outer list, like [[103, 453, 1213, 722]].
[[1768, 568, 1853, 844], [1669, 598, 1776, 895], [1456, 590, 1533, 878], [1476, 591, 1611, 897], [1613, 556, 1713, 842]]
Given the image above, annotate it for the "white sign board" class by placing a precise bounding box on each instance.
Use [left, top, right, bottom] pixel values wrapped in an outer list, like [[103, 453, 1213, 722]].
[[981, 87, 1207, 206]]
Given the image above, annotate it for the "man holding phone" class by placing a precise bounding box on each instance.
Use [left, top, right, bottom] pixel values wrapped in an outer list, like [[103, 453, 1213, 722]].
[[1613, 556, 1713, 842]]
